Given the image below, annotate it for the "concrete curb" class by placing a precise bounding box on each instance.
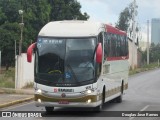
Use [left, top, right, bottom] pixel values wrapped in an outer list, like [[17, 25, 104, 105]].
[[0, 97, 34, 109]]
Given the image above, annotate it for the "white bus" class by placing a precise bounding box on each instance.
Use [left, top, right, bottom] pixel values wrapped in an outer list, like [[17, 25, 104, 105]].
[[27, 20, 129, 112]]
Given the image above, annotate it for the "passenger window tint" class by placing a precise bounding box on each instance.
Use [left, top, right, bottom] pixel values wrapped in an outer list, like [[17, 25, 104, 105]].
[[104, 33, 128, 58]]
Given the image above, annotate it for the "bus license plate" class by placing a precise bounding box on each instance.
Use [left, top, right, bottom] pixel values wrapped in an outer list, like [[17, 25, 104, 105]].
[[58, 101, 69, 104]]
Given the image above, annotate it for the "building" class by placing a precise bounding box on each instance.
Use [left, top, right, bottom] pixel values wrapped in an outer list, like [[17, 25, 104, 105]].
[[151, 18, 160, 44]]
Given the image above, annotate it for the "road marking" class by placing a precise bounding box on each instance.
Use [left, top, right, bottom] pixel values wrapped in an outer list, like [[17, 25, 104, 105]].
[[1, 101, 35, 111], [129, 105, 150, 120], [140, 105, 149, 111]]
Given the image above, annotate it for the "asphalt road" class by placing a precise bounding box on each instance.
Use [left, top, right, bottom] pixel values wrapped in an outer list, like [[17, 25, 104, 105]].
[[1, 68, 160, 120]]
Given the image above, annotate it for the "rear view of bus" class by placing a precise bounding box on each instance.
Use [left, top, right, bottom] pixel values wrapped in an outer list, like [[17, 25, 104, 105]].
[[27, 21, 129, 112]]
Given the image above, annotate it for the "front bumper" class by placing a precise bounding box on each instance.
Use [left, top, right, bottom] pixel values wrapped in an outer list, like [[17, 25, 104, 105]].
[[35, 94, 101, 107], [35, 101, 100, 107]]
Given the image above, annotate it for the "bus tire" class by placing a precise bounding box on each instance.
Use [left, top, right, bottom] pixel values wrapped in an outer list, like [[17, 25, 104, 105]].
[[116, 82, 123, 103], [45, 107, 54, 113]]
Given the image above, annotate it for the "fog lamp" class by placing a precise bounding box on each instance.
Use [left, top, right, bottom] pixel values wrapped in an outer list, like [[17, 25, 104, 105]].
[[86, 99, 91, 103], [38, 99, 41, 103]]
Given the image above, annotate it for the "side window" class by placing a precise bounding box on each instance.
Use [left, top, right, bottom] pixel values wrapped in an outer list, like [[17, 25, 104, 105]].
[[105, 33, 128, 58], [109, 34, 113, 56], [35, 50, 38, 76], [116, 35, 120, 57], [105, 33, 112, 57], [112, 34, 117, 57], [98, 32, 103, 44]]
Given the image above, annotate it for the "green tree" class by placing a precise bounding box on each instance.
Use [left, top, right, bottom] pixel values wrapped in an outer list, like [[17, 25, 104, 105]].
[[141, 43, 160, 64], [0, 23, 20, 70], [0, 0, 22, 24], [0, 0, 89, 69], [150, 43, 160, 63], [116, 2, 138, 32], [21, 0, 51, 51], [116, 7, 131, 31], [0, 7, 7, 25], [48, 0, 89, 20]]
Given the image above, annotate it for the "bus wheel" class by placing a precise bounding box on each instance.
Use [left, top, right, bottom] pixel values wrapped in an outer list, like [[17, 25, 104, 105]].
[[45, 107, 54, 113], [116, 83, 123, 103]]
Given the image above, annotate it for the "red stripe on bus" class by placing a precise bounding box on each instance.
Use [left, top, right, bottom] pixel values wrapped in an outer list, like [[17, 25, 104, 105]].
[[106, 24, 127, 35]]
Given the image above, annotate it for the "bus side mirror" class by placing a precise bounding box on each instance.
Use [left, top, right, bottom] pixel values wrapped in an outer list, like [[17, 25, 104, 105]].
[[27, 43, 36, 63], [96, 43, 102, 63]]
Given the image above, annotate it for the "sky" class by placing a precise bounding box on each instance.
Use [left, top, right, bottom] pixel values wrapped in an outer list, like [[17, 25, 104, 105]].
[[77, 0, 160, 42]]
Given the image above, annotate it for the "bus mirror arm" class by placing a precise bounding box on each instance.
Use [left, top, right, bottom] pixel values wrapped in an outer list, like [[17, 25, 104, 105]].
[[96, 43, 102, 63], [27, 42, 36, 63]]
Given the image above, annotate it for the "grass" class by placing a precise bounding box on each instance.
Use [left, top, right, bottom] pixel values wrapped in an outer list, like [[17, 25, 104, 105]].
[[0, 67, 34, 89], [129, 62, 160, 75], [0, 67, 15, 88]]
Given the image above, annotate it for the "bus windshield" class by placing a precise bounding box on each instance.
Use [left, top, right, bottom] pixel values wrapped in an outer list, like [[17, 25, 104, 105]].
[[35, 37, 96, 87]]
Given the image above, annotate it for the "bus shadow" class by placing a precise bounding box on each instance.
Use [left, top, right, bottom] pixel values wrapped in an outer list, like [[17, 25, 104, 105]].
[[42, 102, 122, 117]]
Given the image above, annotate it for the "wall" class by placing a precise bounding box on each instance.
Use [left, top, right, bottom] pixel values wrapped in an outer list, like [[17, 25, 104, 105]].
[[15, 53, 34, 89], [128, 38, 138, 69]]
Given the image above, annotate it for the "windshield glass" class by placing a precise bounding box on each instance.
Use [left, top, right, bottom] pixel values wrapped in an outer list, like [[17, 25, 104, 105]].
[[36, 37, 96, 86]]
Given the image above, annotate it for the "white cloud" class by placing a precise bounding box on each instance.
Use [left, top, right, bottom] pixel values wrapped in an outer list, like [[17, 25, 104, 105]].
[[78, 0, 160, 42], [78, 0, 111, 23]]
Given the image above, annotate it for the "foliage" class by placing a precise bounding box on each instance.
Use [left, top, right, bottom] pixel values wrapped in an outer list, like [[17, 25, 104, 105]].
[[48, 0, 89, 20], [149, 43, 160, 62], [0, 0, 89, 69], [0, 23, 20, 69], [115, 7, 131, 31], [115, 1, 138, 32], [129, 62, 160, 75], [141, 43, 160, 63]]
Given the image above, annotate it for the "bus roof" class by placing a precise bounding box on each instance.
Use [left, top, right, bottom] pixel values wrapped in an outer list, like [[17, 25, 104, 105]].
[[106, 24, 127, 35], [39, 20, 105, 37]]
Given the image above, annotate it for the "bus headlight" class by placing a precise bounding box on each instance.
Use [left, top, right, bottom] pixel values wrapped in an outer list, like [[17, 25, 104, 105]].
[[86, 89, 92, 94], [81, 88, 96, 94], [36, 89, 42, 94], [82, 89, 95, 94]]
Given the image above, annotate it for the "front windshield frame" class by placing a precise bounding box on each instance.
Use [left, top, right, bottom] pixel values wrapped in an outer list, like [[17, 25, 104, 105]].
[[35, 36, 97, 87]]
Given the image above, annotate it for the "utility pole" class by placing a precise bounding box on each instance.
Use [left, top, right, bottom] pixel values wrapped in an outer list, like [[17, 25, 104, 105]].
[[16, 10, 24, 89], [147, 20, 150, 65], [18, 10, 24, 55], [132, 0, 136, 70]]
